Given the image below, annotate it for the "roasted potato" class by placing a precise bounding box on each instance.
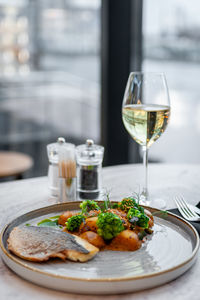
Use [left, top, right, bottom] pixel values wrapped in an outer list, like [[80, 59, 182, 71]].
[[79, 217, 98, 233], [107, 230, 142, 251], [79, 231, 106, 249], [58, 211, 77, 226]]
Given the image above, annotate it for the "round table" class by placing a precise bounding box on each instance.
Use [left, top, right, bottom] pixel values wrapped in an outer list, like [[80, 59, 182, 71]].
[[0, 151, 33, 179], [0, 163, 199, 300]]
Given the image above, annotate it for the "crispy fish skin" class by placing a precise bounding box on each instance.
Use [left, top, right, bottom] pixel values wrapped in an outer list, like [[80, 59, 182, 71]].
[[7, 226, 99, 262]]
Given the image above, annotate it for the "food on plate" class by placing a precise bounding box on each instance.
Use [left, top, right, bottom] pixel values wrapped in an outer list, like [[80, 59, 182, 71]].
[[58, 211, 77, 226], [58, 197, 154, 251], [66, 214, 86, 232], [7, 226, 99, 262], [79, 231, 106, 249], [107, 230, 141, 251], [96, 212, 124, 240], [7, 197, 154, 263]]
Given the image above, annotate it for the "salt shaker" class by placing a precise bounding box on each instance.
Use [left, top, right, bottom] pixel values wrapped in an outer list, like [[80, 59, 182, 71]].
[[47, 137, 74, 197], [76, 139, 104, 200]]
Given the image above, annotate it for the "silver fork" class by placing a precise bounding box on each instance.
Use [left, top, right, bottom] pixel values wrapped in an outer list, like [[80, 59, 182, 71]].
[[174, 195, 200, 222]]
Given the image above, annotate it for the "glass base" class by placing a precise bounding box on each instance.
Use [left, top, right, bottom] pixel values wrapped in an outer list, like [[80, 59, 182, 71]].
[[140, 198, 166, 209], [151, 198, 166, 209], [139, 189, 151, 207], [139, 193, 166, 209], [139, 194, 151, 207]]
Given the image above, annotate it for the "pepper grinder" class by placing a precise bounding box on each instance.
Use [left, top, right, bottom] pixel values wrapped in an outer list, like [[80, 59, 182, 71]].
[[76, 139, 104, 200]]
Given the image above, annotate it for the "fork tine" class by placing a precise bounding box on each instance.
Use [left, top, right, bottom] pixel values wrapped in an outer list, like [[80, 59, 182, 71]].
[[175, 195, 200, 222], [175, 197, 190, 219], [179, 196, 199, 218], [176, 197, 193, 218]]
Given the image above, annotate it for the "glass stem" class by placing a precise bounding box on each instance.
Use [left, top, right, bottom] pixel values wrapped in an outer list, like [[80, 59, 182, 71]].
[[141, 146, 149, 205]]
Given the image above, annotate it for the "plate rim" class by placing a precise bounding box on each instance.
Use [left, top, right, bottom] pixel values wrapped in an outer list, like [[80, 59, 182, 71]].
[[0, 201, 199, 282]]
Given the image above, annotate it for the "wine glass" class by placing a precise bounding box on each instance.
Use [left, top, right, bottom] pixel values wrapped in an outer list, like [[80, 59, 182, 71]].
[[122, 72, 170, 208]]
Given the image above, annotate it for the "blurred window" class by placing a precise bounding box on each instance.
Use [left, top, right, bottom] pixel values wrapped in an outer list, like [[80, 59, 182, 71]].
[[0, 0, 101, 177], [143, 0, 200, 163]]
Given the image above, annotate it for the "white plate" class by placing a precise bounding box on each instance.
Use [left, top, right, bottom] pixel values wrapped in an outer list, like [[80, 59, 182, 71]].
[[0, 201, 199, 294]]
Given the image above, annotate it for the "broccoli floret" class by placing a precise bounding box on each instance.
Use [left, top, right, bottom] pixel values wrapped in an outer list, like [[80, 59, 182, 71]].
[[138, 205, 144, 214], [65, 214, 85, 232], [127, 207, 149, 229], [97, 212, 124, 240], [136, 214, 149, 228], [127, 208, 141, 219], [118, 197, 145, 214], [80, 200, 100, 215], [118, 197, 138, 212]]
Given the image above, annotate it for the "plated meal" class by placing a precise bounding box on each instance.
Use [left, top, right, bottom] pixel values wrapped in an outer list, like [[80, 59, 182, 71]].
[[7, 197, 154, 263], [1, 199, 199, 294]]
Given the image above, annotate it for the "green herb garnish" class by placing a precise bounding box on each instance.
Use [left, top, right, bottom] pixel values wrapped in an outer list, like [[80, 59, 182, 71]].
[[37, 217, 60, 228], [152, 210, 168, 218], [49, 215, 60, 220], [102, 189, 113, 211]]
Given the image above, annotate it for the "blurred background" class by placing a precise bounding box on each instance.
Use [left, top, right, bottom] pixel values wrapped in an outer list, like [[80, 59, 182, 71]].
[[0, 0, 199, 180]]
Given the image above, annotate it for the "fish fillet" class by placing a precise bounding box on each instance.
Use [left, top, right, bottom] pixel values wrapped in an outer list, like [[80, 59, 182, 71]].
[[7, 226, 99, 262]]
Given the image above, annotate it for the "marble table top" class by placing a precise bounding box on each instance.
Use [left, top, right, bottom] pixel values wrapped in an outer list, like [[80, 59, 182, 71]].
[[0, 163, 200, 300]]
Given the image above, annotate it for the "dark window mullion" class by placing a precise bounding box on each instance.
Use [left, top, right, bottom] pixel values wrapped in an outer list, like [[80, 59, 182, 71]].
[[101, 0, 143, 166]]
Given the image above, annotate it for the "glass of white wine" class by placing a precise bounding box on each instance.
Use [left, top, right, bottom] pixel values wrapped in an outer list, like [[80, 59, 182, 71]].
[[122, 72, 170, 208]]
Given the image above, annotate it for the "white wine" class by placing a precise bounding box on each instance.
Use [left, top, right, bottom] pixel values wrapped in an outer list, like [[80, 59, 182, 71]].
[[122, 104, 170, 148]]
